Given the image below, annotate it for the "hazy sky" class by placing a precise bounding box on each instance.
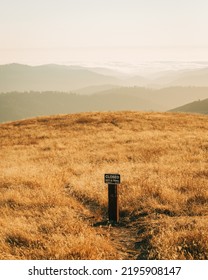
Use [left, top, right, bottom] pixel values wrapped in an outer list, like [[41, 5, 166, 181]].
[[1, 0, 208, 65]]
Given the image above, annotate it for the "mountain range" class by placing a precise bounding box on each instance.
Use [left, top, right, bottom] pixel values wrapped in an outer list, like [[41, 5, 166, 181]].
[[1, 63, 208, 92], [0, 63, 208, 123], [0, 63, 120, 92]]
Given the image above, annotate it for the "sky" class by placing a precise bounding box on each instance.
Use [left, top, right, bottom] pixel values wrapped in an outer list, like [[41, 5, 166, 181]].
[[1, 0, 208, 68]]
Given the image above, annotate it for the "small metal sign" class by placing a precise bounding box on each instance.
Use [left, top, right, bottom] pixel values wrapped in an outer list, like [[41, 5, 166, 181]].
[[104, 174, 120, 184]]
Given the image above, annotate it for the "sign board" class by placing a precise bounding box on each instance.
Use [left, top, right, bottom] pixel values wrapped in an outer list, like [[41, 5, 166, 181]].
[[104, 174, 120, 184]]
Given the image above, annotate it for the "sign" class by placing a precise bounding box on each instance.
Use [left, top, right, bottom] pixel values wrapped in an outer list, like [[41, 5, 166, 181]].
[[104, 174, 121, 223], [104, 174, 120, 184]]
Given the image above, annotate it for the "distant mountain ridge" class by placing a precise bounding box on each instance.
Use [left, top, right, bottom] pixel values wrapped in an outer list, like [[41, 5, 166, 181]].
[[81, 86, 208, 110], [0, 63, 120, 92], [1, 63, 208, 92], [168, 68, 208, 87]]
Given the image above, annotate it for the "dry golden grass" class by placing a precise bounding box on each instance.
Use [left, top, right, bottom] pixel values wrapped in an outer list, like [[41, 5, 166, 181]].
[[0, 111, 207, 259]]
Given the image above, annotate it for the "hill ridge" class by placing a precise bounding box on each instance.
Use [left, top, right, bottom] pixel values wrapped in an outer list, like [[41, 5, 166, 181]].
[[169, 98, 208, 114]]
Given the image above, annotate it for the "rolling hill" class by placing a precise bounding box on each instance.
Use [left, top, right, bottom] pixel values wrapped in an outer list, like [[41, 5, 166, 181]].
[[0, 111, 207, 260], [169, 98, 208, 114]]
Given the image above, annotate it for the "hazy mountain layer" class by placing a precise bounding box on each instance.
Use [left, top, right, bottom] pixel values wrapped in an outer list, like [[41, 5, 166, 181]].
[[0, 91, 162, 123], [1, 64, 208, 92], [1, 86, 208, 123], [84, 87, 208, 110], [0, 64, 120, 92]]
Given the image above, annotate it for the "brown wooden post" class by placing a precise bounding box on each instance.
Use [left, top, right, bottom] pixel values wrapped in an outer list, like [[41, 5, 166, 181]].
[[104, 174, 120, 223], [108, 183, 119, 223]]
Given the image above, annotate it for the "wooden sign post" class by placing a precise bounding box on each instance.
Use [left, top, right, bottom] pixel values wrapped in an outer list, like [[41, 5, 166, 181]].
[[104, 174, 120, 223]]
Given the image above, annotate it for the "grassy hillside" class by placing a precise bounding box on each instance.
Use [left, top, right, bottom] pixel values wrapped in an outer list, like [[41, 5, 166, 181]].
[[170, 98, 208, 114], [0, 111, 207, 260]]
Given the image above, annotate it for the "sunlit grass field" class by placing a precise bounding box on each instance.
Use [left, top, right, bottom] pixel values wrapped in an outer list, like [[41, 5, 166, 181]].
[[0, 111, 207, 259]]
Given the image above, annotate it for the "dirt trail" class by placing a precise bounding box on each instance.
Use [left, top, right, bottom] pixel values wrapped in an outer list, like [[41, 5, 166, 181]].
[[93, 219, 148, 260], [92, 213, 157, 260], [65, 184, 154, 260]]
